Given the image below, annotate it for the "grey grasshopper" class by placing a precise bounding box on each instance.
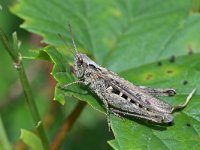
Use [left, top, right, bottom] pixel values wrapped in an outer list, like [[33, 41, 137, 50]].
[[61, 25, 196, 125]]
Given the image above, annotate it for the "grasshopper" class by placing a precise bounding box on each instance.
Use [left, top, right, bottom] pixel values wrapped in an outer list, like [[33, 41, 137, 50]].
[[61, 24, 196, 125]]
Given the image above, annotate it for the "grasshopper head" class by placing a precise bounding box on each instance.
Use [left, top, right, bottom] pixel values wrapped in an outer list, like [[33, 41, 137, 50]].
[[74, 53, 98, 78]]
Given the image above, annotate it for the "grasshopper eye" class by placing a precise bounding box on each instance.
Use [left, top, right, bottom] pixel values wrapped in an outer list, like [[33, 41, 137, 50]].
[[77, 58, 83, 65]]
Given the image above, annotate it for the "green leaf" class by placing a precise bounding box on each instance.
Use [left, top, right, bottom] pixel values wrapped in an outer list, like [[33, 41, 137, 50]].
[[12, 0, 200, 149], [20, 129, 43, 150], [108, 140, 121, 150], [40, 46, 104, 111]]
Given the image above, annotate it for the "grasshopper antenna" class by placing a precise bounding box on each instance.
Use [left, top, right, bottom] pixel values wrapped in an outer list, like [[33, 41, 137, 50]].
[[57, 33, 75, 55], [68, 23, 78, 54]]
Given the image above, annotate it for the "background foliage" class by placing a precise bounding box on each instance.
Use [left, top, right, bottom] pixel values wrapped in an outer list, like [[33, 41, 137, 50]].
[[1, 0, 200, 150]]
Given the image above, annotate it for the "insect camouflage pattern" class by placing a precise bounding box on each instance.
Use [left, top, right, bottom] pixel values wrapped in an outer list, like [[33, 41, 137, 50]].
[[63, 25, 196, 125]]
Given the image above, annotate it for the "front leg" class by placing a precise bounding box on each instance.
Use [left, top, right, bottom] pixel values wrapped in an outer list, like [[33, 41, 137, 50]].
[[59, 80, 85, 90]]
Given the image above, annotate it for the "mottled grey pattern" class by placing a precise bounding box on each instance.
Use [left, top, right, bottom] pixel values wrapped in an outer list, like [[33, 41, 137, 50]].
[[71, 53, 194, 124]]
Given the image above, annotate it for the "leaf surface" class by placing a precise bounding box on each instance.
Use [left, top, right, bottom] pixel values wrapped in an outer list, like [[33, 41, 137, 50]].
[[20, 129, 43, 150]]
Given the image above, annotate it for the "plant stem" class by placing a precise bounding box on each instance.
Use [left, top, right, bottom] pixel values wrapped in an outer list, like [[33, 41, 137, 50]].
[[18, 64, 49, 150], [0, 30, 49, 150], [51, 101, 86, 150]]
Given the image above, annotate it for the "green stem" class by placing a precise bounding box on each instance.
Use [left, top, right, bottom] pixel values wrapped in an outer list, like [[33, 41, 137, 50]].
[[0, 30, 49, 150], [18, 64, 49, 150], [0, 29, 18, 62]]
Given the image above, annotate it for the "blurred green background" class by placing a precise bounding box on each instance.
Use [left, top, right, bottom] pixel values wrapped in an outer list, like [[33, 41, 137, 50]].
[[0, 0, 113, 150]]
